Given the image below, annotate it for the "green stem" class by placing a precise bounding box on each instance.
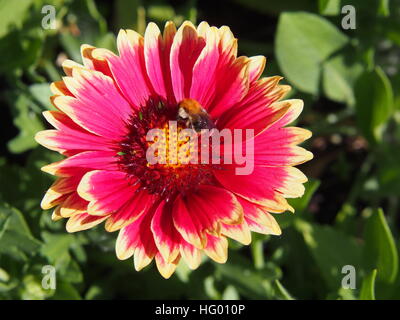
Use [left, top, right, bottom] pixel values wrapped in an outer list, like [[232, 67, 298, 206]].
[[251, 239, 265, 270]]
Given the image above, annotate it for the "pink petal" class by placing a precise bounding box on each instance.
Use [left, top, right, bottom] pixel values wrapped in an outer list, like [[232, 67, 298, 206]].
[[66, 212, 109, 233], [35, 129, 111, 155], [248, 56, 266, 83], [217, 77, 290, 135], [77, 170, 138, 216], [208, 56, 250, 118], [60, 68, 132, 138], [214, 165, 306, 211], [116, 210, 157, 272], [105, 190, 156, 232], [238, 197, 281, 235], [217, 26, 237, 62], [144, 22, 176, 102], [170, 21, 206, 102], [36, 111, 112, 154], [41, 150, 119, 177], [189, 27, 219, 108], [173, 185, 243, 249], [151, 200, 181, 263], [104, 29, 154, 108], [267, 99, 305, 130]]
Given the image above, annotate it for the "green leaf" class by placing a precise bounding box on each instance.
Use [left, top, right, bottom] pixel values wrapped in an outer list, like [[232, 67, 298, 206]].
[[275, 12, 348, 95], [359, 269, 377, 300], [318, 0, 341, 15], [0, 203, 41, 258], [0, 268, 10, 282], [296, 219, 363, 290], [61, 259, 83, 284], [95, 32, 117, 53], [0, 0, 34, 38], [364, 208, 398, 283], [59, 33, 82, 62], [355, 67, 394, 143], [51, 281, 81, 300], [222, 285, 239, 300], [7, 93, 44, 153], [20, 274, 51, 300], [29, 84, 52, 110], [0, 28, 44, 73], [216, 253, 281, 299], [322, 54, 363, 105], [40, 232, 74, 268]]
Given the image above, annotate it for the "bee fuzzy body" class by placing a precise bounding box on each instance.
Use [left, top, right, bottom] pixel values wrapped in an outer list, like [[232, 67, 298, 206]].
[[177, 99, 216, 132]]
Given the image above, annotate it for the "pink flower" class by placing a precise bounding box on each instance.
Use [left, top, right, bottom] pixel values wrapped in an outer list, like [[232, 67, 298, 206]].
[[35, 21, 313, 278]]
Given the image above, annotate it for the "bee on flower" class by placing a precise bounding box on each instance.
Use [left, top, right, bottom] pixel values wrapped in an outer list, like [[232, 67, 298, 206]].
[[35, 20, 313, 278]]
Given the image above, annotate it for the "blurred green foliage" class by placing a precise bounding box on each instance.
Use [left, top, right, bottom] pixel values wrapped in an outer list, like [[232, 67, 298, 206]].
[[0, 0, 400, 300]]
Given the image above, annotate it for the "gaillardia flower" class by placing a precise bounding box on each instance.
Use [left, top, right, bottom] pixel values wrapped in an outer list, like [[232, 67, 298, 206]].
[[35, 21, 313, 278]]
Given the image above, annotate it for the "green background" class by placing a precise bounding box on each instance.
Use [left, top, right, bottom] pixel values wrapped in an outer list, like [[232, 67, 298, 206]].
[[0, 0, 400, 300]]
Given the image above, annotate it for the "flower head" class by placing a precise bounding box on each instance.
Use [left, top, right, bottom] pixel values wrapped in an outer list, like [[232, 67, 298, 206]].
[[35, 21, 313, 278]]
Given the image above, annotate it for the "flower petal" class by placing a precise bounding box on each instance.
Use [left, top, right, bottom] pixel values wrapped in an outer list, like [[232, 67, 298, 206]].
[[214, 165, 305, 211], [248, 56, 266, 83], [189, 26, 219, 108], [268, 99, 305, 129], [50, 81, 72, 96], [102, 29, 153, 107], [78, 170, 138, 216], [238, 197, 282, 235], [41, 151, 119, 177], [170, 21, 206, 102], [66, 212, 109, 233], [41, 175, 82, 210], [36, 111, 112, 154], [144, 22, 176, 102], [105, 190, 155, 232], [173, 185, 243, 249], [180, 239, 202, 270], [217, 77, 291, 135], [221, 220, 251, 245], [60, 68, 132, 138], [59, 192, 88, 218], [155, 252, 180, 279], [151, 200, 181, 263], [51, 206, 63, 221], [80, 44, 112, 77], [209, 56, 250, 118], [115, 211, 157, 271], [62, 59, 83, 76], [204, 234, 228, 263]]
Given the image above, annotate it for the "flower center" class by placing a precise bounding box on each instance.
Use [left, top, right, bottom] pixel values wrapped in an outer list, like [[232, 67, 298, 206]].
[[117, 99, 215, 200]]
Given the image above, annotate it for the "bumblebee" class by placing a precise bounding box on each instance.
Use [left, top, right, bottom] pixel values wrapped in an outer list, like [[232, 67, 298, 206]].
[[177, 99, 216, 132]]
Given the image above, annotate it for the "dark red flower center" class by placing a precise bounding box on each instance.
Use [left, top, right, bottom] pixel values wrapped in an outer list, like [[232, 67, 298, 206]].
[[117, 99, 216, 200]]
